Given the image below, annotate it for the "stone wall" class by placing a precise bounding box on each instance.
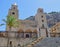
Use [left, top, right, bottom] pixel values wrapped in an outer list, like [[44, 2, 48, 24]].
[[0, 37, 7, 46]]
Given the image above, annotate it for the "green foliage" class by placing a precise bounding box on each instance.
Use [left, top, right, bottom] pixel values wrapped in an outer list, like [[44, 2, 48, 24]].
[[3, 15, 19, 28], [0, 15, 19, 47], [0, 15, 19, 31]]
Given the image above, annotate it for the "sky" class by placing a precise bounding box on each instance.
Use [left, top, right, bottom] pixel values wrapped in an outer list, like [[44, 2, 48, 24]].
[[0, 0, 60, 31]]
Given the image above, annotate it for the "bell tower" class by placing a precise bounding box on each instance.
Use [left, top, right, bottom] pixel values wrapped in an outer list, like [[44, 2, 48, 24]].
[[8, 3, 19, 19], [35, 8, 48, 37], [6, 3, 19, 31]]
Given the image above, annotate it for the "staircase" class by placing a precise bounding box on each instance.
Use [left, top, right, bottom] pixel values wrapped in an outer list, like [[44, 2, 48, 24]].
[[26, 37, 44, 47], [32, 37, 60, 47]]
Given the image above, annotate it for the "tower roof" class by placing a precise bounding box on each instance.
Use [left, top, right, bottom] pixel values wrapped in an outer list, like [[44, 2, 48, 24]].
[[37, 8, 43, 13]]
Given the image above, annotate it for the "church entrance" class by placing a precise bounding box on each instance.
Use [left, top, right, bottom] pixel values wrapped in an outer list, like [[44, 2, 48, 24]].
[[26, 34, 30, 38]]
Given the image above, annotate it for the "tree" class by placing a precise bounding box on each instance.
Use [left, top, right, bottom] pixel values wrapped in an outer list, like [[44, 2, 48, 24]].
[[1, 15, 19, 47]]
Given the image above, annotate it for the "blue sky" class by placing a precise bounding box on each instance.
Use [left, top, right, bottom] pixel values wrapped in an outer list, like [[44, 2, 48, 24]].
[[0, 0, 60, 31]]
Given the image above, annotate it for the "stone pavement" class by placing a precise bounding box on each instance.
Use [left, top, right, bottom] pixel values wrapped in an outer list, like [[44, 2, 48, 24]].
[[34, 37, 60, 47]]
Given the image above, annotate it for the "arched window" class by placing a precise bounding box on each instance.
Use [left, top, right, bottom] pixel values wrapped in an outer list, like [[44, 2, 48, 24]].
[[12, 12, 15, 15], [42, 20, 44, 22], [41, 15, 43, 18]]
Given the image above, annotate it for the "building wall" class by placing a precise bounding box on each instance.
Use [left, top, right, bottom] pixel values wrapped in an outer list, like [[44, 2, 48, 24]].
[[8, 4, 18, 19], [35, 8, 48, 37], [35, 8, 48, 28], [6, 3, 50, 37], [0, 31, 37, 47], [0, 37, 7, 46]]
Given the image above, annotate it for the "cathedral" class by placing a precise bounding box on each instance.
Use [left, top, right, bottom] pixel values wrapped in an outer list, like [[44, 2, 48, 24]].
[[6, 3, 49, 38], [0, 3, 49, 47]]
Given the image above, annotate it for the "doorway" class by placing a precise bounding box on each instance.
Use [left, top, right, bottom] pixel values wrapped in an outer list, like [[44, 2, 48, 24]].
[[10, 41, 12, 47], [26, 34, 30, 38]]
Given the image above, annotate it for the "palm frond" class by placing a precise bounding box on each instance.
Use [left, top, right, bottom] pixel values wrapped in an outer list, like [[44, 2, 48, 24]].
[[2, 19, 7, 22], [0, 24, 5, 26]]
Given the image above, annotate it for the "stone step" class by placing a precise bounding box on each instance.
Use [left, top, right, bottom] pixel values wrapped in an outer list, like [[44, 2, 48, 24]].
[[34, 37, 60, 47]]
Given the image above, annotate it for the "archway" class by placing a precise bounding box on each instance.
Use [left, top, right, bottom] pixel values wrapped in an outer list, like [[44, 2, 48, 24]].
[[26, 34, 30, 38]]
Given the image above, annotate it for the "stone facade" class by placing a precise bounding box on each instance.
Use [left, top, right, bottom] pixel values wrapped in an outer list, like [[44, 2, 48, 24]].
[[35, 8, 48, 37], [6, 3, 48, 37], [0, 3, 49, 47]]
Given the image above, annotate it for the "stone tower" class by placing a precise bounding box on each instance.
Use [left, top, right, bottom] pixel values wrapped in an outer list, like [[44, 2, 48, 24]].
[[35, 8, 48, 37], [8, 3, 19, 19], [6, 3, 19, 31]]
